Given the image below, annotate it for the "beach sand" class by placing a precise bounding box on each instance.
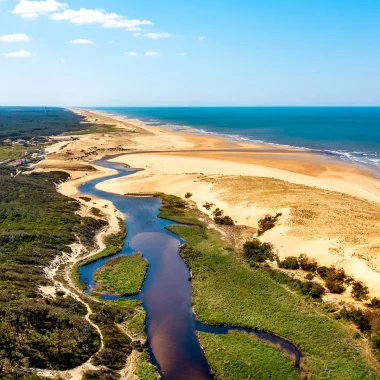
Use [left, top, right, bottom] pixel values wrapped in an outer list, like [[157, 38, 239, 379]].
[[38, 109, 380, 300]]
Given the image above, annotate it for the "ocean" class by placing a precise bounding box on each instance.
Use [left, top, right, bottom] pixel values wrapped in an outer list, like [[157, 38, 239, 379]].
[[92, 107, 380, 170]]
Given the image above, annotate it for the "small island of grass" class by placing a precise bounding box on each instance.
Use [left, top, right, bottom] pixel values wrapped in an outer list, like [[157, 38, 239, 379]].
[[94, 254, 148, 296]]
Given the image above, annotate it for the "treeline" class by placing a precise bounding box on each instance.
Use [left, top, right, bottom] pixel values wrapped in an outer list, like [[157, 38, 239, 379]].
[[0, 167, 105, 375], [0, 107, 99, 140]]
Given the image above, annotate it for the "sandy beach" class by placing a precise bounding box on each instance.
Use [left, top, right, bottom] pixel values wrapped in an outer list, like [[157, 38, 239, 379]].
[[38, 109, 380, 300]]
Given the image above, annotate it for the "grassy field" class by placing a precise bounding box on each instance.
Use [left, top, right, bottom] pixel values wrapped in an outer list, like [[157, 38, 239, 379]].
[[0, 144, 43, 161], [199, 331, 299, 380], [70, 124, 120, 135], [94, 254, 148, 296], [156, 194, 379, 379]]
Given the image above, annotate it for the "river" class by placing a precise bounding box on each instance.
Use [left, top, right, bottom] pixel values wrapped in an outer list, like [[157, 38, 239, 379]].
[[78, 157, 301, 379]]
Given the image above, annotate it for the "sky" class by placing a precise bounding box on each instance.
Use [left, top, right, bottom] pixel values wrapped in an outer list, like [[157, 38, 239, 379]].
[[0, 0, 380, 106]]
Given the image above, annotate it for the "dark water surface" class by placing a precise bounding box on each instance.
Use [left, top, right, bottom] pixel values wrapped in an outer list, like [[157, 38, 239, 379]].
[[78, 157, 301, 379]]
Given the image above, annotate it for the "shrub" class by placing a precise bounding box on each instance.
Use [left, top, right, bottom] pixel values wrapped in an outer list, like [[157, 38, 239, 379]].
[[279, 256, 299, 270], [214, 216, 235, 226], [353, 332, 361, 339], [257, 213, 282, 236], [338, 307, 371, 332], [372, 337, 380, 349], [243, 240, 274, 265], [351, 280, 370, 301], [325, 267, 346, 294], [317, 266, 329, 279], [203, 202, 214, 210], [185, 192, 193, 199], [298, 254, 318, 272], [305, 273, 314, 281], [212, 208, 224, 217], [368, 298, 380, 308], [300, 281, 325, 298]]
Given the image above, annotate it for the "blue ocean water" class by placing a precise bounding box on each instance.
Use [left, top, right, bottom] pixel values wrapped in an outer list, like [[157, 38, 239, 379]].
[[92, 107, 380, 170]]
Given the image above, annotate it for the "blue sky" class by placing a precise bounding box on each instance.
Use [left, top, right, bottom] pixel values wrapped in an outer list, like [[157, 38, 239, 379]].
[[0, 0, 380, 106]]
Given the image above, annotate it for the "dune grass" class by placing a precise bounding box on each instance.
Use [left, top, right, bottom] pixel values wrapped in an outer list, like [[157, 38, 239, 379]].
[[94, 253, 148, 296], [70, 124, 120, 135], [158, 193, 379, 379], [199, 331, 299, 380]]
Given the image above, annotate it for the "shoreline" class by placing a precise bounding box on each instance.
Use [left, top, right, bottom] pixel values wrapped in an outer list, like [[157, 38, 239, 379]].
[[83, 107, 380, 177]]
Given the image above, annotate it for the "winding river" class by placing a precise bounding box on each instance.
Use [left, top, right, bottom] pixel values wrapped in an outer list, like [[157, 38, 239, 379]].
[[78, 157, 301, 380]]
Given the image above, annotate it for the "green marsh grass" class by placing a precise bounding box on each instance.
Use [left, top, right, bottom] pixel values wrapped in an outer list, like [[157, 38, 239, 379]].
[[94, 254, 148, 296], [199, 331, 299, 380], [157, 194, 379, 379]]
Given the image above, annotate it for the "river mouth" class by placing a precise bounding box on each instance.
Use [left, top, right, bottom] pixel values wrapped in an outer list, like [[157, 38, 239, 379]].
[[78, 156, 301, 379]]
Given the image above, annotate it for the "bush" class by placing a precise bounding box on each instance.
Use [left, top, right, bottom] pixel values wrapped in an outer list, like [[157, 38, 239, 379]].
[[300, 281, 325, 298], [368, 298, 380, 308], [214, 216, 235, 226], [351, 280, 370, 301], [185, 192, 193, 199], [203, 202, 214, 210], [372, 337, 380, 349], [338, 307, 371, 332], [317, 266, 329, 279], [212, 208, 224, 217], [279, 256, 299, 270], [243, 240, 274, 265], [298, 254, 318, 272], [305, 273, 314, 281], [325, 267, 346, 294], [257, 213, 282, 236]]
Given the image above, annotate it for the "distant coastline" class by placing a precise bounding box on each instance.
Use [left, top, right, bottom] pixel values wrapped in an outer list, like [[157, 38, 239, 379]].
[[88, 106, 380, 177]]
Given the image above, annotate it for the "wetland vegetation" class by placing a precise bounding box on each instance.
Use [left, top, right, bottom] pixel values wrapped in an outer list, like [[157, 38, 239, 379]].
[[94, 254, 148, 296], [199, 331, 299, 380], [159, 194, 380, 379]]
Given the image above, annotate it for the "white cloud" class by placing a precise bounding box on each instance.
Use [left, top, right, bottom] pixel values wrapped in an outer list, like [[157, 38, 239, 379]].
[[51, 8, 152, 30], [134, 32, 171, 39], [145, 51, 159, 56], [199, 36, 206, 41], [180, 52, 187, 56], [13, 0, 67, 19], [2, 50, 35, 57], [125, 52, 138, 56], [0, 34, 31, 43], [69, 39, 93, 44]]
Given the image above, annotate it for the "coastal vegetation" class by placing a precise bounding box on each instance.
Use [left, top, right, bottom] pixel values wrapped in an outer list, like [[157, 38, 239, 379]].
[[0, 107, 102, 140], [159, 194, 380, 379], [89, 299, 141, 370], [134, 352, 159, 380], [257, 212, 282, 236], [94, 254, 148, 296], [198, 331, 299, 380], [0, 167, 103, 375], [79, 217, 126, 266], [70, 123, 120, 135]]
